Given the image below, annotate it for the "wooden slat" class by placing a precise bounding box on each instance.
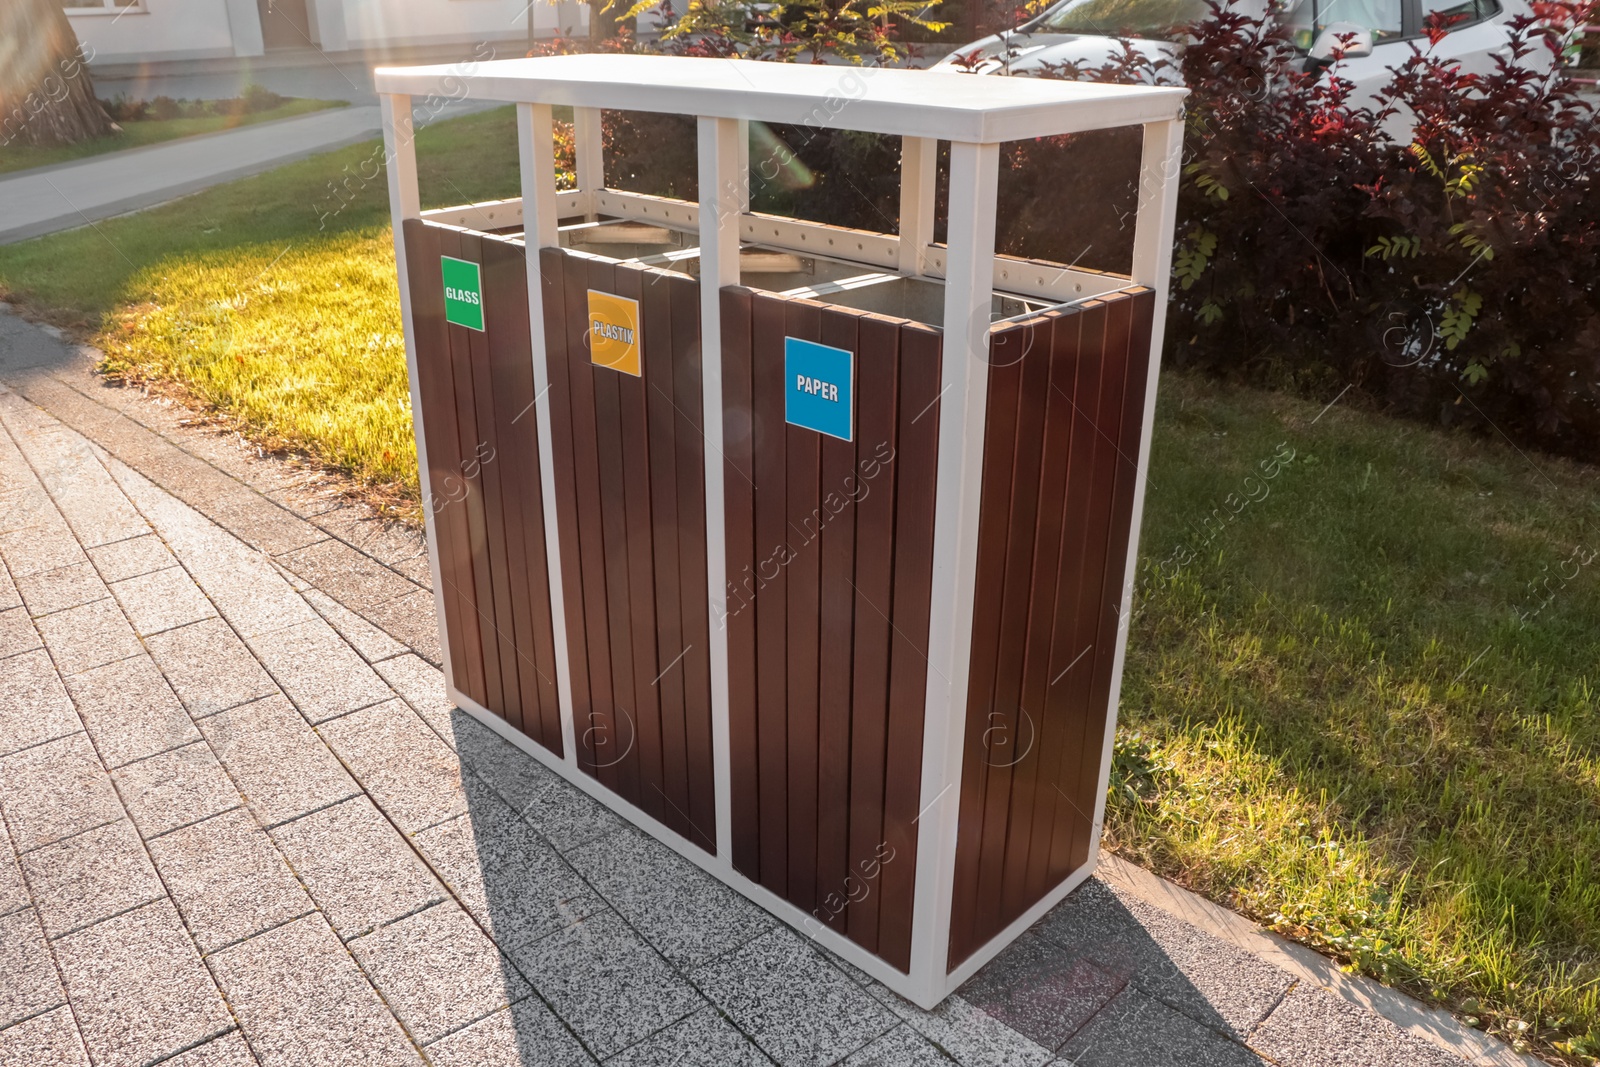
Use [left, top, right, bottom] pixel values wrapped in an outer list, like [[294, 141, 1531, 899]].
[[642, 267, 688, 837], [541, 247, 590, 755], [878, 320, 940, 972], [404, 222, 476, 702], [463, 231, 524, 731], [947, 317, 1026, 962], [1067, 290, 1152, 873], [750, 292, 790, 897], [972, 316, 1053, 942], [611, 265, 664, 823], [671, 272, 716, 853], [721, 287, 761, 876], [815, 306, 860, 934], [482, 237, 539, 742], [441, 228, 497, 711], [844, 313, 901, 953], [564, 253, 622, 785], [783, 298, 824, 917]]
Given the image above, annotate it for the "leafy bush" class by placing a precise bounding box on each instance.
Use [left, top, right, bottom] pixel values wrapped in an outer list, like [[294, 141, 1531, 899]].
[[98, 85, 290, 124]]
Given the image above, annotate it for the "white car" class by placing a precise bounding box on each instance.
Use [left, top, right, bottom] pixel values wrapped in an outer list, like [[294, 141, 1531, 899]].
[[934, 0, 1555, 112]]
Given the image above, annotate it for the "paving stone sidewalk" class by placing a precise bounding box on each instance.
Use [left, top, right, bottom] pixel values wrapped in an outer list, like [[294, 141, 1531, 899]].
[[0, 306, 1536, 1067]]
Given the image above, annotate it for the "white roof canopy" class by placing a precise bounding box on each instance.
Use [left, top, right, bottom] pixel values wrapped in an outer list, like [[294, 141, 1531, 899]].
[[373, 54, 1187, 143]]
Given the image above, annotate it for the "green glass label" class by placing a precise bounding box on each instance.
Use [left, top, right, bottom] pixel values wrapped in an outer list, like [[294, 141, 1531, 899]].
[[441, 256, 484, 332]]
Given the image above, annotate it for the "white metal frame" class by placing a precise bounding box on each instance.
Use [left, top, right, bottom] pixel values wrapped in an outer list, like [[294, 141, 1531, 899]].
[[378, 55, 1185, 1010]]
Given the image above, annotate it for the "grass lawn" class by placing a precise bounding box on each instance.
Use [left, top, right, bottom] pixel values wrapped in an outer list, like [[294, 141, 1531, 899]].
[[0, 97, 347, 177], [0, 106, 1597, 1064]]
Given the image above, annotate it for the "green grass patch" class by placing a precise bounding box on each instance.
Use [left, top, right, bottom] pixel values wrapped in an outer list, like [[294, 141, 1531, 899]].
[[0, 97, 346, 176], [0, 104, 1598, 1064]]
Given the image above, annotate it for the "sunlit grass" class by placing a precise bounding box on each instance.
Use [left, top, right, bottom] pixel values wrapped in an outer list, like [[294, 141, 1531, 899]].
[[1, 104, 1599, 1064]]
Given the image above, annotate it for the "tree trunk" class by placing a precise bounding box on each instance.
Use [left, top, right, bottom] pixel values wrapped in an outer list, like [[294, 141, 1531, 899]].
[[0, 0, 115, 148]]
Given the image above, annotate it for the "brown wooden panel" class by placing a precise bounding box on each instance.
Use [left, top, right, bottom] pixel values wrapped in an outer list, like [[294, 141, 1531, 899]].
[[1067, 289, 1154, 873], [815, 307, 859, 934], [641, 267, 688, 837], [722, 286, 760, 877], [670, 273, 716, 853], [843, 313, 901, 952], [720, 288, 939, 972], [541, 248, 590, 751], [403, 221, 476, 701], [783, 298, 823, 916], [750, 292, 790, 898], [948, 287, 1157, 970], [878, 321, 940, 972]]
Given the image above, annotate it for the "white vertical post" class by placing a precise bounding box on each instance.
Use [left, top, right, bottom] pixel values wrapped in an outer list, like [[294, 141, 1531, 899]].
[[897, 136, 936, 277], [698, 115, 742, 864], [383, 94, 461, 698], [736, 119, 751, 213], [573, 106, 604, 219], [518, 101, 578, 767], [1088, 115, 1183, 861], [907, 138, 1000, 1003]]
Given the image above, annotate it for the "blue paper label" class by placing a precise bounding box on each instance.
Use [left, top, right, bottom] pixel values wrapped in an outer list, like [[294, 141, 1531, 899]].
[[784, 337, 854, 442]]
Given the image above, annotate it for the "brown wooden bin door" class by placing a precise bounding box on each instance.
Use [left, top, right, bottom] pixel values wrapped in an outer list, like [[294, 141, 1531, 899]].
[[538, 247, 717, 854], [720, 286, 943, 973], [401, 219, 564, 756], [946, 287, 1157, 970]]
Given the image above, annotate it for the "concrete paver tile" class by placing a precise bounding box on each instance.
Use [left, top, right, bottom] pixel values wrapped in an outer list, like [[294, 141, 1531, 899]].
[[110, 565, 217, 636], [1057, 988, 1267, 1067], [1032, 880, 1293, 1039], [14, 561, 104, 617], [0, 604, 41, 658], [870, 984, 1055, 1067], [278, 538, 420, 614], [34, 597, 141, 676], [391, 554, 433, 590], [412, 801, 599, 954], [692, 925, 898, 1067], [507, 907, 702, 1060], [1247, 985, 1466, 1067], [0, 556, 19, 610], [269, 796, 444, 941], [0, 522, 86, 578], [149, 807, 313, 954], [0, 824, 27, 917], [373, 653, 457, 745], [0, 1005, 90, 1066], [302, 587, 406, 663], [348, 902, 530, 1044], [159, 1031, 259, 1066], [19, 820, 165, 939], [567, 825, 771, 971], [200, 694, 357, 827], [455, 716, 622, 852], [958, 934, 1127, 1053], [113, 741, 240, 840], [837, 1024, 958, 1066], [605, 1006, 771, 1067], [207, 495, 328, 557], [0, 909, 65, 1028], [307, 508, 428, 569], [52, 898, 233, 1067], [318, 699, 467, 832], [0, 647, 79, 758], [64, 653, 198, 768], [0, 409, 148, 548], [87, 533, 177, 584], [359, 589, 443, 663], [245, 619, 392, 723], [146, 617, 280, 718], [208, 913, 424, 1067], [0, 732, 124, 852], [423, 998, 597, 1067]]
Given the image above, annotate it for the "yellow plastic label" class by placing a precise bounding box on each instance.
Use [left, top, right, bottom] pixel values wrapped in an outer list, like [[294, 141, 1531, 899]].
[[587, 290, 641, 377]]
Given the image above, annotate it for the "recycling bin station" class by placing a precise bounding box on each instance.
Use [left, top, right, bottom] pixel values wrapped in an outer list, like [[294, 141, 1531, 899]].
[[375, 54, 1186, 1008]]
